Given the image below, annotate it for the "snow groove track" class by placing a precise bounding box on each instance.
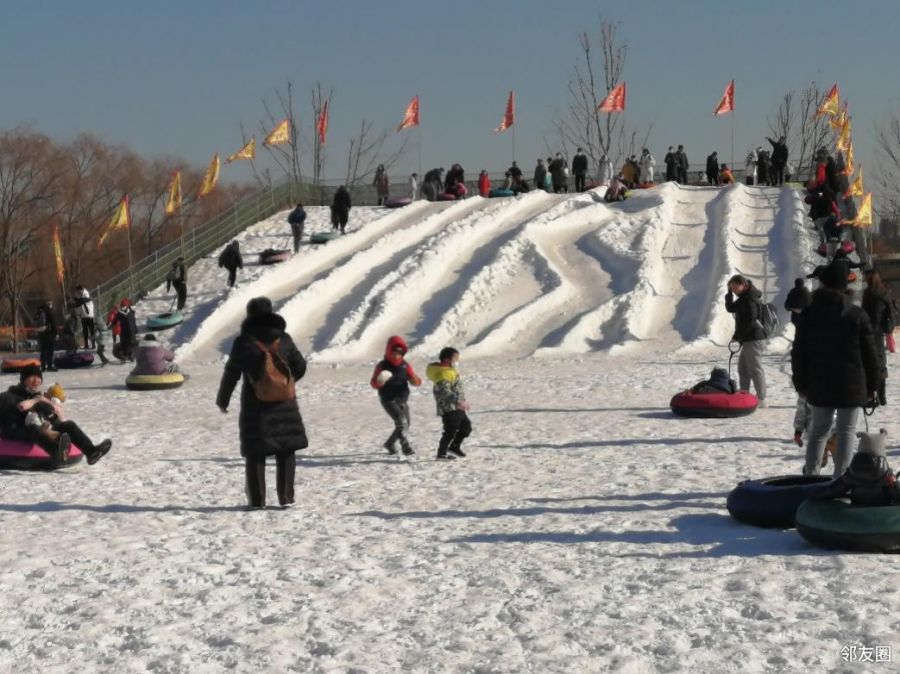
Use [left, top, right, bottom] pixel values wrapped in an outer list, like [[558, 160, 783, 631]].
[[171, 183, 809, 363]]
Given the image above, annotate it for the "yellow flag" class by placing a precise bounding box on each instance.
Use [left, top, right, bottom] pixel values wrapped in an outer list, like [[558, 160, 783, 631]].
[[848, 193, 872, 227], [52, 223, 65, 285], [816, 84, 839, 116], [829, 103, 848, 130], [836, 117, 851, 152], [842, 142, 854, 176], [226, 138, 256, 163], [844, 165, 863, 198], [165, 171, 182, 216], [198, 154, 220, 198], [264, 119, 290, 146], [98, 195, 131, 248]]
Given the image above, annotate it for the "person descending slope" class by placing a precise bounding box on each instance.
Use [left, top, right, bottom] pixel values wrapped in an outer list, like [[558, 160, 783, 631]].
[[371, 336, 421, 458]]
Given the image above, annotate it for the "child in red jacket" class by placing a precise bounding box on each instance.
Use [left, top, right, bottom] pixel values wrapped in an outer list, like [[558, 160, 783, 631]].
[[371, 335, 421, 456]]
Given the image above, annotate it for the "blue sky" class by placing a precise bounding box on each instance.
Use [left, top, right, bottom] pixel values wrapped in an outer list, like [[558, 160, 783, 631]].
[[1, 0, 897, 183]]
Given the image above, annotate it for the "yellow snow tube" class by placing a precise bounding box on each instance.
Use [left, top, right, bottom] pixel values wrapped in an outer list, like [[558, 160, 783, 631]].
[[125, 372, 185, 391]]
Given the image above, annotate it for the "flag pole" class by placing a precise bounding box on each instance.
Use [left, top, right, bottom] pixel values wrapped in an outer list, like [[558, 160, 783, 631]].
[[512, 123, 516, 164], [731, 111, 735, 171], [416, 125, 423, 177], [179, 210, 186, 259], [127, 226, 135, 301]]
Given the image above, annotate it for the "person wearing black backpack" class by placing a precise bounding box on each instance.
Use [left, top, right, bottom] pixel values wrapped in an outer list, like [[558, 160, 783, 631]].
[[725, 274, 768, 406], [217, 296, 308, 510]]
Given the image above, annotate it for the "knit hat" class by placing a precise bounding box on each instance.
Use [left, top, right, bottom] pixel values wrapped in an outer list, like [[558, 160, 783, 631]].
[[819, 261, 849, 291], [143, 333, 157, 341], [19, 364, 42, 382], [47, 383, 66, 403], [246, 297, 273, 318], [856, 429, 887, 457]]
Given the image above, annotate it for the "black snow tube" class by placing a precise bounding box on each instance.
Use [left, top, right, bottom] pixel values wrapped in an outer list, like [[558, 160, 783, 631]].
[[258, 249, 291, 265], [726, 475, 834, 528], [54, 351, 95, 369], [796, 500, 900, 553]]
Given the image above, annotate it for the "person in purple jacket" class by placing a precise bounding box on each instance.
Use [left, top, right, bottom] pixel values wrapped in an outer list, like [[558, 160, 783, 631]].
[[131, 334, 180, 375]]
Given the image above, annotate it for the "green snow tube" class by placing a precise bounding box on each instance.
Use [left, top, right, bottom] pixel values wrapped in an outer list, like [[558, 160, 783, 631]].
[[310, 231, 341, 244], [796, 499, 900, 553], [146, 311, 184, 331]]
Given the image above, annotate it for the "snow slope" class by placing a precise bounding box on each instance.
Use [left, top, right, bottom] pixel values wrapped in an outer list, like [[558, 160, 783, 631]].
[[153, 183, 812, 366]]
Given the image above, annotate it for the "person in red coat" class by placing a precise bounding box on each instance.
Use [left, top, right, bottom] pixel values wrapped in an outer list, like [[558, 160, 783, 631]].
[[478, 170, 490, 198]]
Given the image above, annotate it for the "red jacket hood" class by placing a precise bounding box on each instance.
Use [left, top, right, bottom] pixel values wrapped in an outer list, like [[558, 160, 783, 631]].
[[384, 335, 409, 363]]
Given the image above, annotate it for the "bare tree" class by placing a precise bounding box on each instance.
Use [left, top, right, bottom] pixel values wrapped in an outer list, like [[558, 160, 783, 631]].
[[344, 120, 410, 189], [875, 111, 900, 220], [0, 129, 62, 350], [767, 91, 796, 147], [555, 19, 627, 174], [260, 80, 303, 185]]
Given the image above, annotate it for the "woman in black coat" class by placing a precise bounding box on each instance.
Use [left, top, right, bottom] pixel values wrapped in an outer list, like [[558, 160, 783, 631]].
[[791, 262, 878, 476], [216, 297, 308, 509], [862, 270, 894, 406]]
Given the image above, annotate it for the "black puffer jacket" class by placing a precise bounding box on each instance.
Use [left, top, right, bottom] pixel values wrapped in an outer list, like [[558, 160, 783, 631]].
[[216, 312, 308, 457], [791, 288, 879, 408], [0, 384, 41, 441], [863, 287, 894, 381], [784, 285, 812, 325], [725, 285, 766, 343]]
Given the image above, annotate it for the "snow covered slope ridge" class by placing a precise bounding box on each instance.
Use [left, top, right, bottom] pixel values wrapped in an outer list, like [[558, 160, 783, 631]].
[[160, 184, 812, 364]]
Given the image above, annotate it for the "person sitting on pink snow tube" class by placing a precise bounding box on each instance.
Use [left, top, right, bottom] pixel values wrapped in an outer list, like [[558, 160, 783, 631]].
[[0, 364, 111, 466], [604, 175, 627, 202]]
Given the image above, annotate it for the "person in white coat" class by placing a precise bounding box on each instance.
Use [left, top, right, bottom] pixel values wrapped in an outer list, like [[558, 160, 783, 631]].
[[72, 285, 96, 350], [598, 155, 613, 185], [745, 150, 757, 186], [408, 173, 418, 200], [638, 148, 656, 184]]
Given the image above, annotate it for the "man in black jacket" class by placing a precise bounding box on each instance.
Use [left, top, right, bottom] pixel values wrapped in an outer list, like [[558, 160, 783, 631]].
[[792, 262, 879, 476], [675, 145, 689, 184], [725, 274, 767, 404], [766, 136, 789, 186], [664, 146, 677, 182], [166, 258, 187, 310], [572, 148, 588, 192], [35, 300, 57, 372], [784, 278, 812, 326], [218, 240, 243, 288], [0, 365, 111, 466], [287, 203, 306, 253], [332, 186, 352, 234], [706, 152, 720, 185]]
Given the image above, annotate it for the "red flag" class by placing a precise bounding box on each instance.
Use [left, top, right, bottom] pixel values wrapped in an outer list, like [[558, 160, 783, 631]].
[[316, 100, 329, 145], [397, 95, 420, 131], [495, 91, 515, 132], [598, 82, 626, 113], [714, 80, 735, 115]]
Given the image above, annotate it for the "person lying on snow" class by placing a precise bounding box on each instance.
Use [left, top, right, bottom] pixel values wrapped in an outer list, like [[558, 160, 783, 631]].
[[131, 334, 180, 375], [689, 367, 736, 394], [426, 347, 471, 460], [371, 336, 421, 457], [0, 365, 111, 466], [812, 430, 900, 506]]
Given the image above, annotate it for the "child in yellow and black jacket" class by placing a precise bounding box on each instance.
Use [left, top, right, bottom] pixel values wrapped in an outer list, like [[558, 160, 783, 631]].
[[425, 347, 471, 460]]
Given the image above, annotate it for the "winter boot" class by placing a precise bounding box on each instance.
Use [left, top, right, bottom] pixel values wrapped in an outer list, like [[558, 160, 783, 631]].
[[436, 452, 456, 461], [87, 439, 112, 466], [383, 441, 397, 455], [447, 445, 466, 458], [401, 444, 415, 457], [54, 433, 71, 466]]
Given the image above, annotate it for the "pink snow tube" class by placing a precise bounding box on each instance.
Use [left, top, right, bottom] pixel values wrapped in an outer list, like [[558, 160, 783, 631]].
[[670, 390, 758, 418], [0, 439, 84, 470]]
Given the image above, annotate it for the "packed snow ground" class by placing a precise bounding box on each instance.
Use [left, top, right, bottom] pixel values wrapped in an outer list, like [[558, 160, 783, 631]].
[[2, 185, 895, 673]]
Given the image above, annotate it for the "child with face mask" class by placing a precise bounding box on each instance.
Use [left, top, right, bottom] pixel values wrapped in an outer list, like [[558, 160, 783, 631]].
[[425, 347, 472, 460]]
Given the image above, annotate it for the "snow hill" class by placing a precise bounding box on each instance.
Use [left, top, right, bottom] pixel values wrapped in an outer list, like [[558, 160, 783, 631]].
[[142, 183, 814, 365]]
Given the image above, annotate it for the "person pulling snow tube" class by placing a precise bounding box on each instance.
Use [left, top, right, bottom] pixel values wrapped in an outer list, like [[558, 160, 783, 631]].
[[310, 231, 341, 244], [146, 311, 184, 331], [727, 475, 834, 528], [1, 357, 41, 374], [384, 197, 412, 209], [670, 390, 758, 418], [437, 192, 457, 201], [125, 372, 185, 391], [258, 249, 291, 265], [0, 439, 84, 470], [54, 351, 94, 369], [796, 500, 900, 553], [489, 188, 515, 198]]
